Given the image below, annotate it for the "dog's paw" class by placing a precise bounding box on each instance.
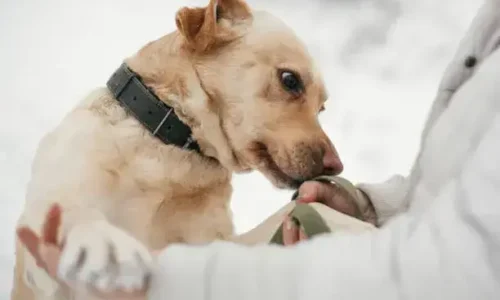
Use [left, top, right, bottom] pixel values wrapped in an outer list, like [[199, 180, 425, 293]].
[[58, 220, 152, 293]]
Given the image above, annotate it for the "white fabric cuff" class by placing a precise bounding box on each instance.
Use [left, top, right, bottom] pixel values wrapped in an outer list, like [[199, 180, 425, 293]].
[[356, 174, 409, 226]]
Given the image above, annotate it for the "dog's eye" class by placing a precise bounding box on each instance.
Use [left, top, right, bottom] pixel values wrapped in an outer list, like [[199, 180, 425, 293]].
[[319, 105, 325, 113], [279, 70, 304, 96]]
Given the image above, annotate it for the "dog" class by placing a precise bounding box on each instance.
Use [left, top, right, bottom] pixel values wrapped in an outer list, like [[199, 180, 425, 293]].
[[11, 0, 343, 299]]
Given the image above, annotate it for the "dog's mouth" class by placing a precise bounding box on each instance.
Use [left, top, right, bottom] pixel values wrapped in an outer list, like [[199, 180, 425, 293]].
[[249, 142, 307, 189]]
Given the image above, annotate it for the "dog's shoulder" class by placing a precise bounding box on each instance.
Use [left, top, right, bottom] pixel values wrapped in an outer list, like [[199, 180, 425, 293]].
[[27, 88, 141, 197]]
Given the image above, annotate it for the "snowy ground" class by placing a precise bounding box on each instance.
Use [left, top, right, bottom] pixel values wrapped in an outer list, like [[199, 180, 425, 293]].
[[0, 0, 480, 298]]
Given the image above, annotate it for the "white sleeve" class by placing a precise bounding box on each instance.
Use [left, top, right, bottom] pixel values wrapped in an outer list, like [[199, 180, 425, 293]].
[[147, 115, 500, 300], [356, 174, 411, 226]]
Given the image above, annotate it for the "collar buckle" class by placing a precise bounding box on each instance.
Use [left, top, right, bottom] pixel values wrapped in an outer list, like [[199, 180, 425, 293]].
[[153, 108, 174, 136], [182, 136, 195, 149]]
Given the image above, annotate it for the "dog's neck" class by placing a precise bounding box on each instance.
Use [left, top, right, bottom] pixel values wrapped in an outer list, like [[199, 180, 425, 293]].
[[107, 63, 201, 153], [123, 32, 248, 173]]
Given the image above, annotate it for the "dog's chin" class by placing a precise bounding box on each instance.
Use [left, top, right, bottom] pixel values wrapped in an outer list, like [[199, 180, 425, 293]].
[[249, 142, 303, 190], [261, 167, 303, 190]]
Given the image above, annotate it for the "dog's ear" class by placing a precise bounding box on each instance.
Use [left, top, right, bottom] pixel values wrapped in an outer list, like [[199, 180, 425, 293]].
[[175, 0, 252, 52]]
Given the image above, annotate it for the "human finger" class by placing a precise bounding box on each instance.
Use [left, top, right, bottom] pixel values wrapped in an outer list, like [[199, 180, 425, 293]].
[[296, 181, 337, 204], [298, 227, 308, 241], [282, 216, 299, 246], [17, 227, 44, 268], [42, 204, 62, 246]]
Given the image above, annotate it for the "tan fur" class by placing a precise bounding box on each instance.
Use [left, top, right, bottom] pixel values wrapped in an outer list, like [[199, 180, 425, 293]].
[[11, 0, 340, 299]]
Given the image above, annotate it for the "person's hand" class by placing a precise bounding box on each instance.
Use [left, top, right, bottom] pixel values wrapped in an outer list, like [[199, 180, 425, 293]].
[[282, 180, 377, 245], [297, 180, 377, 223], [16, 204, 148, 300]]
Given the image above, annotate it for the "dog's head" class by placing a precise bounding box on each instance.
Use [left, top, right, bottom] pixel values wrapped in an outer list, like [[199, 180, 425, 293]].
[[127, 0, 343, 189]]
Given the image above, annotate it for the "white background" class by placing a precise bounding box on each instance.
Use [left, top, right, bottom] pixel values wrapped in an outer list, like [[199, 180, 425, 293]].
[[0, 0, 480, 298]]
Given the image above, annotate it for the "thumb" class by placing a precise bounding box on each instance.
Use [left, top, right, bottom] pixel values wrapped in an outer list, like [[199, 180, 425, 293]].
[[297, 181, 336, 203]]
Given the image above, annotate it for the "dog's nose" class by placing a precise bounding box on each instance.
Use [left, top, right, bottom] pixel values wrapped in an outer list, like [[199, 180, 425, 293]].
[[322, 148, 343, 175]]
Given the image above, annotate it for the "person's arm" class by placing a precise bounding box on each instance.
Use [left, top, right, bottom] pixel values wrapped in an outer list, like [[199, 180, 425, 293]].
[[148, 113, 500, 300]]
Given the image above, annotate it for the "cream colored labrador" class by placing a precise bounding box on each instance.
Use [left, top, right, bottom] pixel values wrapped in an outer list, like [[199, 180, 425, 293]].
[[11, 0, 342, 299]]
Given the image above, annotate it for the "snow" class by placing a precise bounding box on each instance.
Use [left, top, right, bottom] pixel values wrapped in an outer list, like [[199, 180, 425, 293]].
[[0, 0, 480, 298]]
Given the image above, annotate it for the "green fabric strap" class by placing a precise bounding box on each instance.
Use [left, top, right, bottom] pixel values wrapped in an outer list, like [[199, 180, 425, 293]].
[[271, 175, 362, 245], [269, 203, 331, 245], [290, 175, 360, 203], [312, 175, 361, 204]]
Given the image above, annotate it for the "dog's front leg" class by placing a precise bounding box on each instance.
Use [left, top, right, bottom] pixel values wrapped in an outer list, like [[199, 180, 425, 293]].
[[17, 204, 153, 300]]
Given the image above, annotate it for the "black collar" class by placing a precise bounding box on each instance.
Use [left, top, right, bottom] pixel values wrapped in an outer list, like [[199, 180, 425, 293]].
[[106, 63, 200, 153]]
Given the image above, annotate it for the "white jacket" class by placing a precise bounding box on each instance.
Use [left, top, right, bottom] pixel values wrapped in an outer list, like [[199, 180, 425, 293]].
[[148, 1, 500, 299]]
